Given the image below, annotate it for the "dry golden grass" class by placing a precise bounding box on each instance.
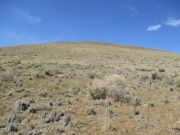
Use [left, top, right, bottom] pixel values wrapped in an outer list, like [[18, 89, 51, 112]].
[[0, 42, 180, 135]]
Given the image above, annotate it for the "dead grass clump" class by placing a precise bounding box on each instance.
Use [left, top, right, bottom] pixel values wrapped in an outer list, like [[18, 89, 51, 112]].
[[106, 75, 125, 88], [109, 88, 131, 104]]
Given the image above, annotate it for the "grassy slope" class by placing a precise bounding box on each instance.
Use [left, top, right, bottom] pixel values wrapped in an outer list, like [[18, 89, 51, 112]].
[[0, 42, 180, 135]]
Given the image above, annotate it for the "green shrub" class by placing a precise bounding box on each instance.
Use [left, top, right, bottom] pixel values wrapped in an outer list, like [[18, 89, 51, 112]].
[[164, 78, 174, 85], [71, 86, 81, 95], [89, 87, 107, 100], [73, 119, 84, 129], [159, 68, 165, 72]]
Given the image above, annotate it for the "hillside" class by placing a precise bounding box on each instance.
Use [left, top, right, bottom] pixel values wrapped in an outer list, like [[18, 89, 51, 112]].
[[0, 42, 180, 135]]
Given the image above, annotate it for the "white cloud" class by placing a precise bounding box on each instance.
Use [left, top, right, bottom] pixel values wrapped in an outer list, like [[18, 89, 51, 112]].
[[147, 24, 162, 31], [165, 17, 180, 26], [11, 7, 41, 24]]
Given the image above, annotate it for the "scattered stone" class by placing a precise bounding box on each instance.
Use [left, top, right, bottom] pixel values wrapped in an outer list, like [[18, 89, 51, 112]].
[[8, 112, 21, 123], [15, 100, 30, 111], [43, 111, 64, 123], [64, 114, 71, 127], [29, 104, 39, 113], [105, 107, 116, 118], [7, 124, 18, 132]]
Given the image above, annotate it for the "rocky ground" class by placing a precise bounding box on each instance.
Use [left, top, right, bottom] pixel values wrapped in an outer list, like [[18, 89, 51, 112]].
[[0, 42, 180, 135]]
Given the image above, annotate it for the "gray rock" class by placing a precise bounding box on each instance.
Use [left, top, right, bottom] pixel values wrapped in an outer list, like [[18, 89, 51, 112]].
[[105, 107, 116, 118], [64, 114, 71, 127], [8, 112, 21, 123], [29, 104, 39, 113], [43, 111, 64, 123], [15, 100, 29, 111]]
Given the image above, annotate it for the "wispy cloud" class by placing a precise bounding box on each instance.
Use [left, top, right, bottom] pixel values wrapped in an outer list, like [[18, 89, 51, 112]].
[[165, 17, 180, 26], [10, 7, 42, 24], [118, 4, 138, 17], [147, 24, 162, 31]]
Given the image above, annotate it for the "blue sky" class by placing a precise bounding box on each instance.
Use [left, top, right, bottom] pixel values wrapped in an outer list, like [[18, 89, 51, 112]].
[[0, 0, 180, 53]]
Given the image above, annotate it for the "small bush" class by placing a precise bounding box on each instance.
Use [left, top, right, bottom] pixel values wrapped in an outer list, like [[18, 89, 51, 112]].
[[151, 72, 161, 80], [108, 76, 125, 88], [89, 86, 107, 100], [73, 119, 84, 129], [159, 68, 165, 72], [109, 88, 131, 104], [164, 77, 174, 85], [71, 86, 81, 95]]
